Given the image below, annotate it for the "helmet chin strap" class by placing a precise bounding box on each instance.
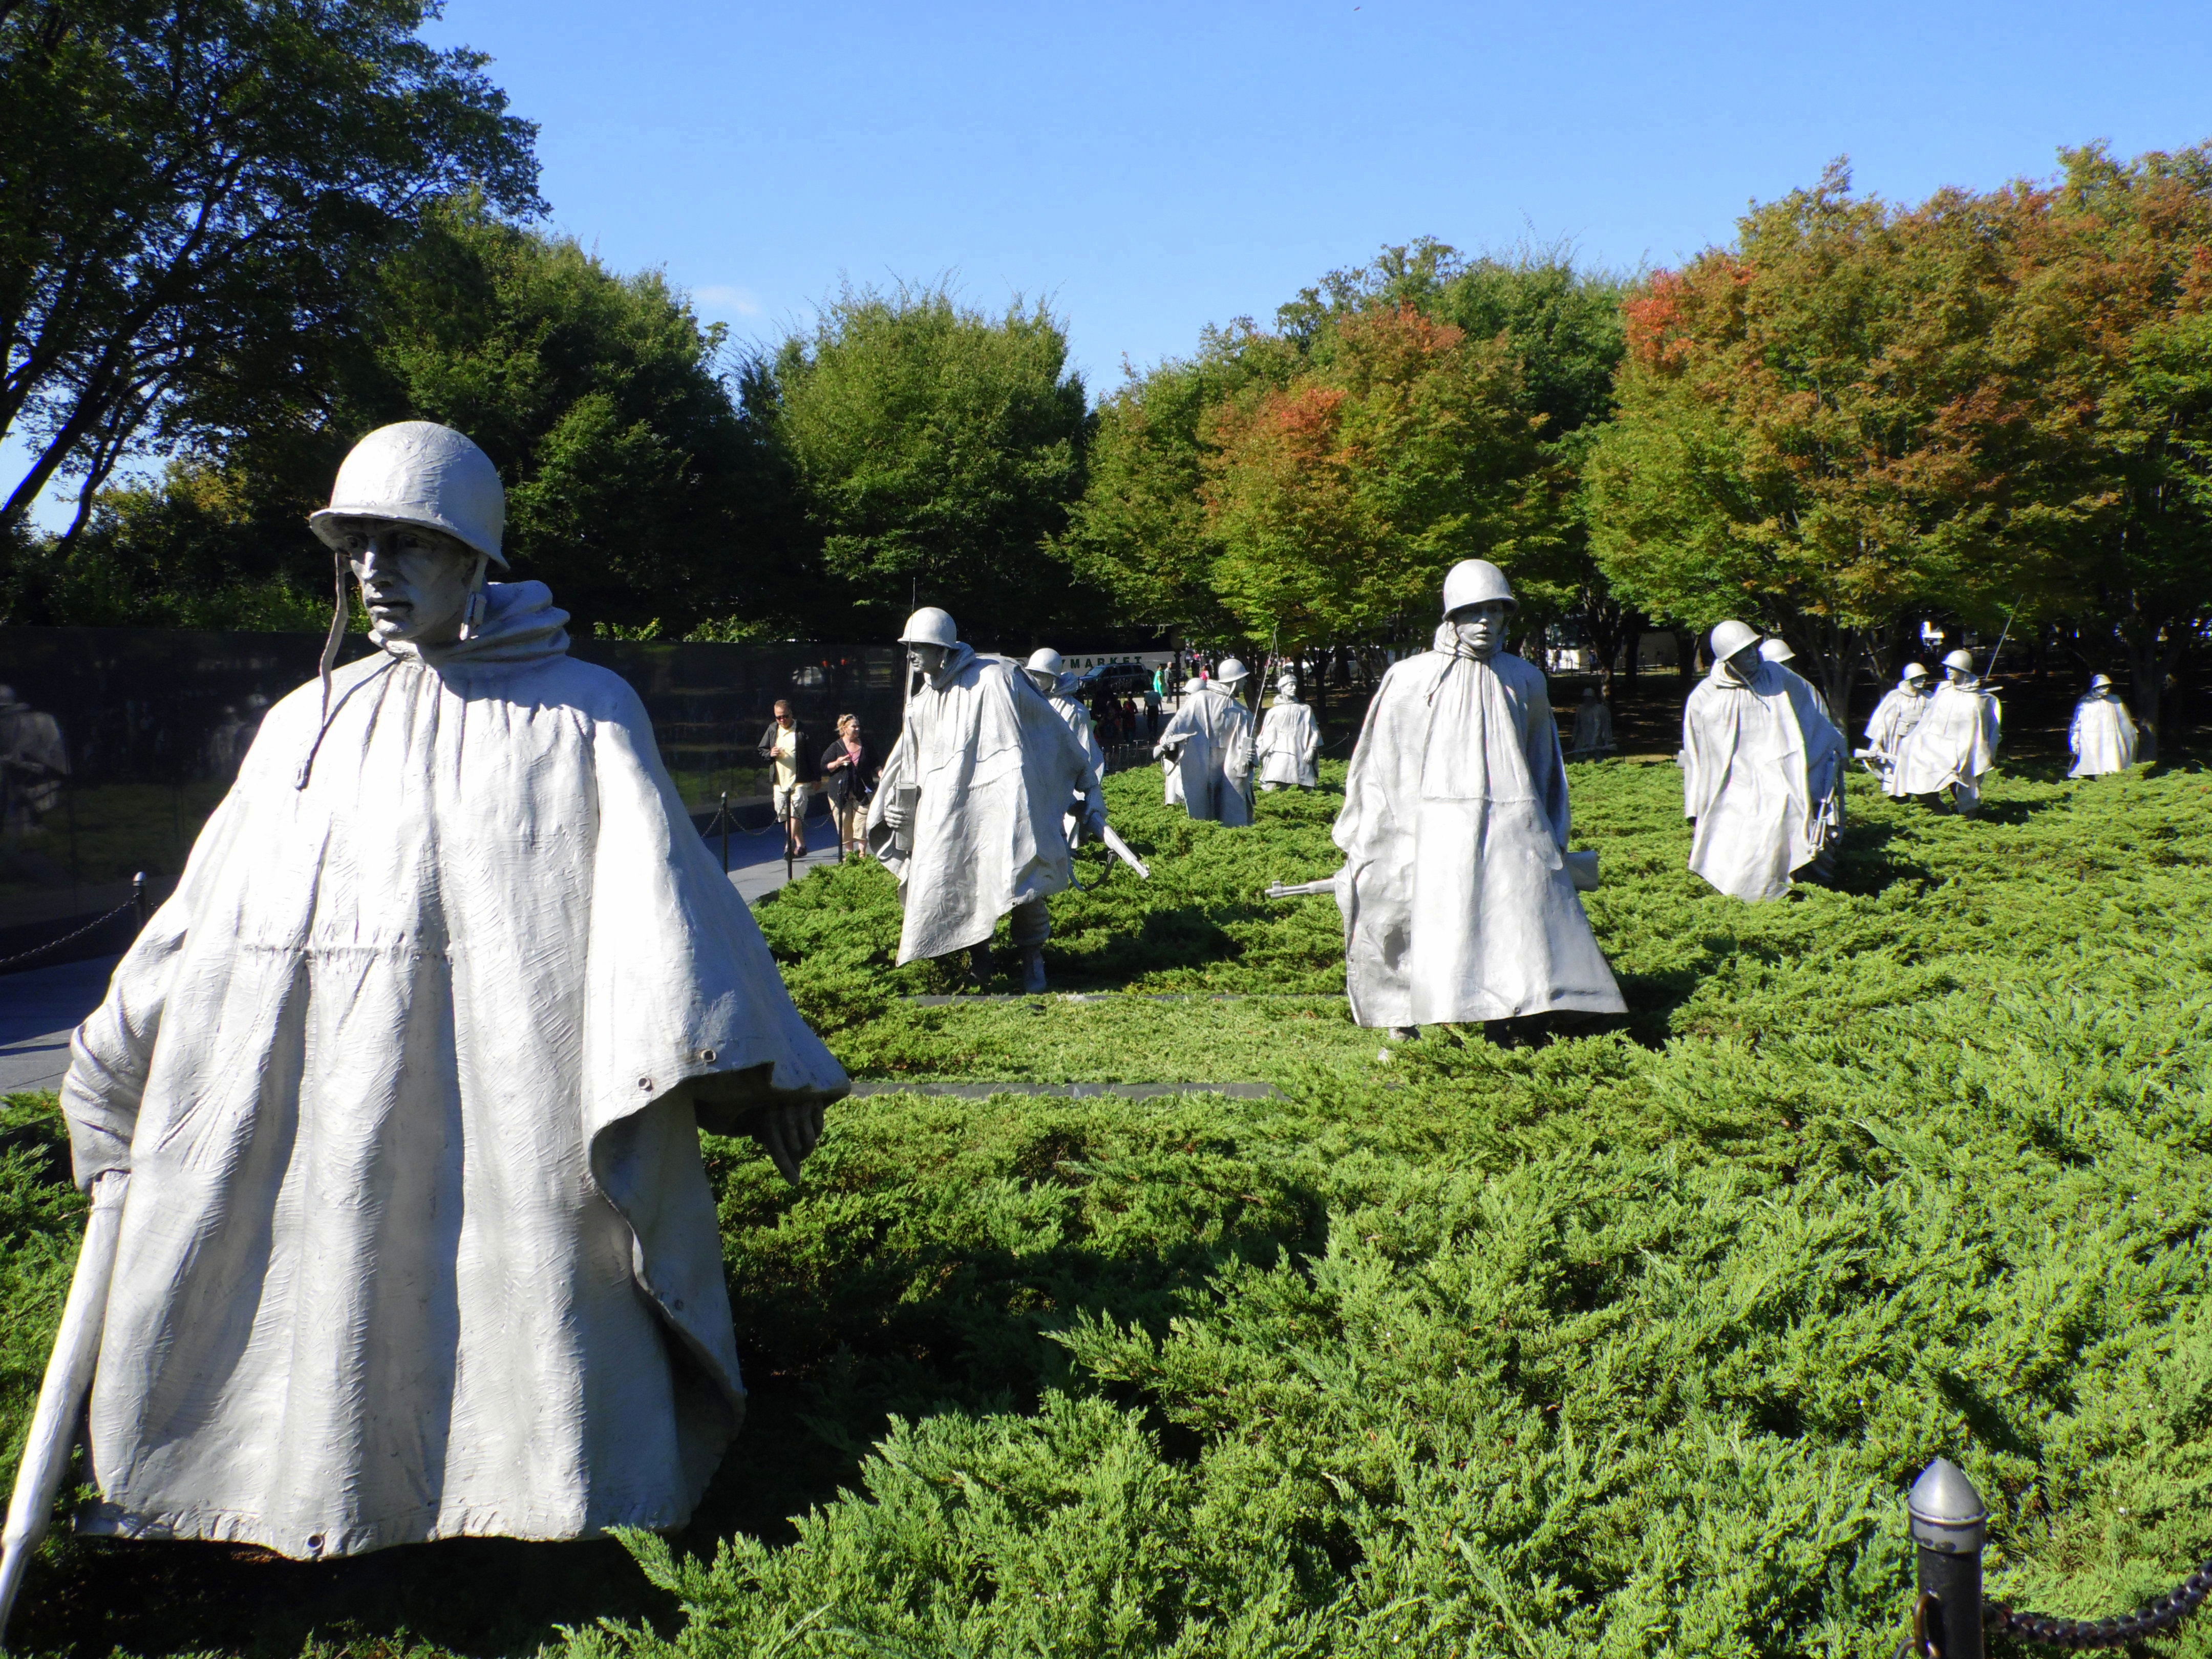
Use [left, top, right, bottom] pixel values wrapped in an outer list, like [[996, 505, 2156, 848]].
[[318, 547, 350, 719], [458, 554, 490, 642]]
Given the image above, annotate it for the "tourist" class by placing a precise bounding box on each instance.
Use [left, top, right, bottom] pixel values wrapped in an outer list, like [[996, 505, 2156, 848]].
[[756, 697, 819, 861], [820, 712, 880, 859]]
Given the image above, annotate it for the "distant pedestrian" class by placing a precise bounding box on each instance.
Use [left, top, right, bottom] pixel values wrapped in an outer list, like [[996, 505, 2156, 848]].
[[756, 697, 819, 860], [821, 713, 880, 859]]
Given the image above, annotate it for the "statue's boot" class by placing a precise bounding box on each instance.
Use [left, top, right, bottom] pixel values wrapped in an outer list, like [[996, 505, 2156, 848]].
[[968, 944, 994, 987], [1020, 945, 1047, 995]]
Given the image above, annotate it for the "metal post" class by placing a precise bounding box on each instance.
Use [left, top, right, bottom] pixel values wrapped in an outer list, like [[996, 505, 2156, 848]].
[[719, 792, 729, 874], [1908, 1458, 1988, 1658], [131, 870, 146, 929]]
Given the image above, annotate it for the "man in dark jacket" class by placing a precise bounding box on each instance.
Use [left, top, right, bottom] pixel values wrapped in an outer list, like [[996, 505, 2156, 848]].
[[756, 698, 820, 860]]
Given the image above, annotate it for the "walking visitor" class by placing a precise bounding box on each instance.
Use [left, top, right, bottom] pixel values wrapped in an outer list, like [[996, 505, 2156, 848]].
[[821, 712, 880, 858], [756, 697, 819, 860]]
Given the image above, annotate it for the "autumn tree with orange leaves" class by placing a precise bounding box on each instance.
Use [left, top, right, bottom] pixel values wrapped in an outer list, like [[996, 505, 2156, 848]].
[[1202, 303, 1558, 655], [1583, 161, 2089, 718]]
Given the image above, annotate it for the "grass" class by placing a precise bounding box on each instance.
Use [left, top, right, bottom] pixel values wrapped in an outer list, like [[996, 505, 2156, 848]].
[[5, 755, 2212, 1657]]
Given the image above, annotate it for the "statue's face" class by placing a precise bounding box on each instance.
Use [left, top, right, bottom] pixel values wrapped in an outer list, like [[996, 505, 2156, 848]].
[[907, 641, 951, 683], [1448, 600, 1510, 660], [1026, 668, 1057, 695], [330, 519, 476, 647], [1725, 644, 1764, 682], [1947, 666, 1973, 686]]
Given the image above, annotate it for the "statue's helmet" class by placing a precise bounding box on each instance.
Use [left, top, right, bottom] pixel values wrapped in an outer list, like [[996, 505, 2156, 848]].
[[1901, 663, 1930, 683], [2088, 672, 2113, 691], [1757, 637, 1796, 664], [1440, 559, 1515, 616], [899, 607, 959, 648], [1215, 656, 1251, 685], [1942, 648, 1977, 674], [310, 422, 506, 567], [1710, 619, 1760, 660], [1025, 647, 1065, 678]]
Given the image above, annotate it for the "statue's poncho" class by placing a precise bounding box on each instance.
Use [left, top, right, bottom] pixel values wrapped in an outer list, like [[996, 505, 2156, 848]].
[[1863, 685, 1930, 797], [59, 582, 848, 1560], [2069, 691, 2138, 776], [1681, 658, 1845, 902], [1256, 698, 1320, 788], [1893, 682, 2001, 800], [1047, 688, 1108, 806], [1569, 698, 1614, 756], [865, 645, 1090, 964], [1156, 686, 1254, 823], [1332, 641, 1624, 1029]]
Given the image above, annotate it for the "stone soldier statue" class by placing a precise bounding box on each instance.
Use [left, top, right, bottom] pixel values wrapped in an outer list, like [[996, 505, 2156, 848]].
[[1861, 663, 1932, 796], [1330, 560, 1625, 1043], [1025, 648, 1108, 829], [868, 609, 1094, 993], [1681, 619, 1846, 901], [1254, 671, 1320, 791], [2068, 674, 2139, 777], [1567, 685, 1614, 758], [1154, 656, 1256, 823], [1755, 634, 1846, 828], [41, 422, 848, 1568], [1894, 647, 2001, 813]]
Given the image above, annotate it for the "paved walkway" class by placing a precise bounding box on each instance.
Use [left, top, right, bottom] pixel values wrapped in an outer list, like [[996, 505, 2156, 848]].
[[1, 954, 117, 1094]]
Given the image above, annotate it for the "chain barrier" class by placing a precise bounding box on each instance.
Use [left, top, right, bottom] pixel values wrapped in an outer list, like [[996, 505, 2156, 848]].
[[0, 883, 144, 972], [1982, 1562, 2212, 1650]]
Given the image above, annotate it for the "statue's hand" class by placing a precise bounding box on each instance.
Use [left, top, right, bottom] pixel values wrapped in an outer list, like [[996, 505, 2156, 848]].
[[747, 1100, 826, 1187]]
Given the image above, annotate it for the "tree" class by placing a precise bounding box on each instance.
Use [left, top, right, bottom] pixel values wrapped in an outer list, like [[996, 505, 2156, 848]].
[[1584, 163, 2076, 718], [763, 285, 1095, 644], [0, 0, 540, 538], [15, 201, 777, 635], [1203, 303, 1550, 654], [2020, 144, 2212, 754]]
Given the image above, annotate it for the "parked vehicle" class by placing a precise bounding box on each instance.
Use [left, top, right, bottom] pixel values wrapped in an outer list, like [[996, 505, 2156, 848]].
[[1074, 662, 1160, 706]]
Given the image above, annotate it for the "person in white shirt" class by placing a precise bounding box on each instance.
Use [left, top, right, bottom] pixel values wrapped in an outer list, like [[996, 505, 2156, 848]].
[[756, 698, 817, 860]]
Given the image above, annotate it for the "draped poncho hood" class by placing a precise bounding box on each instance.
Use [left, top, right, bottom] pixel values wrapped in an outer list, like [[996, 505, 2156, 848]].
[[1155, 685, 1255, 823], [864, 645, 1092, 964], [2069, 690, 2138, 777], [60, 580, 848, 1559], [1893, 680, 2001, 796], [1331, 643, 1623, 1029], [1256, 698, 1320, 787], [1681, 657, 1845, 902]]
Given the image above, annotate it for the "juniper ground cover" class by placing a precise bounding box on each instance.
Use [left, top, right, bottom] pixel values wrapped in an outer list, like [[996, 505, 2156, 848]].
[[4, 753, 2210, 1657]]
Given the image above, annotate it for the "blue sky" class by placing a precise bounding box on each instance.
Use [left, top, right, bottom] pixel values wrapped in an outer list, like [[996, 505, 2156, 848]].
[[13, 0, 2212, 524]]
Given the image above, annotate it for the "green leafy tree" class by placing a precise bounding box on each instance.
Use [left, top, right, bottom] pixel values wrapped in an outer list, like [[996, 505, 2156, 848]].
[[1585, 163, 2076, 716], [0, 0, 539, 539], [1203, 303, 1550, 654], [764, 284, 1094, 644], [20, 201, 782, 635]]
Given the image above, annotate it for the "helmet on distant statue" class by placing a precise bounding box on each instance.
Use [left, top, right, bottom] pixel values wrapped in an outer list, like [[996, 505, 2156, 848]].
[[310, 422, 507, 567], [1758, 637, 1796, 664], [2088, 672, 2113, 691], [1710, 620, 1760, 661], [899, 607, 960, 648], [1901, 663, 1929, 683], [1942, 648, 1976, 674], [1440, 559, 1516, 616], [1025, 648, 1065, 677], [1215, 657, 1251, 685]]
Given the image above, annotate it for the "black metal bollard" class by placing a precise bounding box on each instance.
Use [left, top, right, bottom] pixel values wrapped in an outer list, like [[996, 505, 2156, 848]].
[[1908, 1458, 1989, 1658]]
